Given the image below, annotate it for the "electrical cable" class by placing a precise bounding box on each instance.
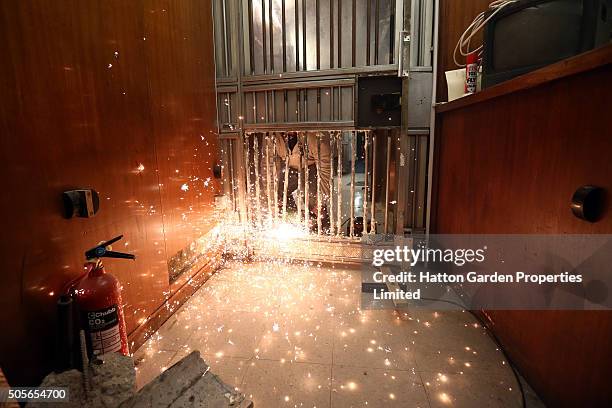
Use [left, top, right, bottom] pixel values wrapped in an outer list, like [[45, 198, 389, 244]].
[[453, 0, 518, 67], [418, 297, 527, 408]]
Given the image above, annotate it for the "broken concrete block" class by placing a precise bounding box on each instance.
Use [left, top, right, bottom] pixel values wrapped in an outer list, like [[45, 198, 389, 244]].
[[120, 351, 252, 408], [28, 351, 249, 408], [27, 352, 135, 408]]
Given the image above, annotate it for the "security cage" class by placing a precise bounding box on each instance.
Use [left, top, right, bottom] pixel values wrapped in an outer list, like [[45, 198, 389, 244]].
[[214, 0, 435, 242]]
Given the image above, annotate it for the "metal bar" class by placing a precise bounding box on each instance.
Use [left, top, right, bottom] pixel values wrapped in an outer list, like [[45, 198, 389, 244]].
[[349, 130, 356, 236], [337, 0, 342, 68], [247, 0, 255, 75], [226, 93, 233, 126], [329, 131, 335, 235], [384, 133, 391, 233], [243, 78, 355, 92], [316, 0, 321, 70], [317, 88, 321, 122], [283, 89, 288, 123], [268, 0, 274, 73], [410, 0, 419, 68], [366, 0, 371, 65], [374, 0, 379, 64], [252, 91, 258, 123], [282, 134, 290, 221], [295, 0, 300, 70], [421, 0, 434, 67], [262, 0, 267, 74], [338, 85, 343, 120], [235, 132, 247, 223], [351, 0, 356, 67], [330, 0, 334, 69], [239, 64, 397, 83], [297, 133, 303, 222], [264, 90, 269, 122], [363, 130, 369, 234], [216, 83, 238, 93], [334, 86, 339, 120], [265, 133, 272, 225], [281, 0, 287, 72], [316, 132, 322, 235], [297, 89, 302, 121], [254, 134, 261, 227], [426, 0, 440, 235], [221, 0, 230, 77], [395, 0, 405, 65], [370, 133, 377, 234], [303, 88, 308, 121], [271, 89, 276, 123], [272, 133, 278, 222], [303, 132, 310, 229], [336, 131, 343, 235], [228, 139, 236, 210], [244, 133, 252, 224], [397, 30, 407, 77], [302, 0, 307, 71]]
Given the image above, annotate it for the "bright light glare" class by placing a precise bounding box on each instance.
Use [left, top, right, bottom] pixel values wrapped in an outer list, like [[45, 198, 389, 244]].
[[263, 222, 308, 242]]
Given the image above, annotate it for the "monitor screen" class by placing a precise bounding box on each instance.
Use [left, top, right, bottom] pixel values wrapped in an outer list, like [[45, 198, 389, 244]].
[[493, 0, 584, 71]]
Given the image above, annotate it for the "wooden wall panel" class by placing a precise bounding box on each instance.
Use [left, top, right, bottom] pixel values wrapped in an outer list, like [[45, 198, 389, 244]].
[[433, 50, 612, 407], [436, 0, 491, 102], [0, 0, 218, 385], [143, 0, 220, 289]]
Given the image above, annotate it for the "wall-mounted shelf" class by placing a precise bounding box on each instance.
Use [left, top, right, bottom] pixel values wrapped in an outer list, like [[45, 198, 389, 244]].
[[436, 44, 612, 114]]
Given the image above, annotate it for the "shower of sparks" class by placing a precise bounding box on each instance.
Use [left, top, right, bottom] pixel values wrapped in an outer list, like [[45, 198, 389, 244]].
[[126, 132, 521, 406]]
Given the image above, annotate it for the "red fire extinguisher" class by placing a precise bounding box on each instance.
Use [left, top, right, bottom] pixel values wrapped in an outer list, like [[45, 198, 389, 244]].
[[74, 235, 135, 358]]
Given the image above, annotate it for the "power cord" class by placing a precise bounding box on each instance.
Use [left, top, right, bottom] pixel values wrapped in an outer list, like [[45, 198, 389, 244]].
[[419, 297, 527, 408], [453, 0, 518, 67]]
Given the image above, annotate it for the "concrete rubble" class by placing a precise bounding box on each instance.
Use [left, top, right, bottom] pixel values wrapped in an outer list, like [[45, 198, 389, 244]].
[[28, 351, 252, 408]]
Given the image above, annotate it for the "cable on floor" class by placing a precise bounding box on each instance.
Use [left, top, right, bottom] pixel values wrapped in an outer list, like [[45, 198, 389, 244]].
[[419, 297, 527, 408]]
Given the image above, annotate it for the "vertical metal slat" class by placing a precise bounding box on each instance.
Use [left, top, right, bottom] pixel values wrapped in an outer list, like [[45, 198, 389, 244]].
[[384, 133, 391, 233], [349, 130, 356, 236], [282, 133, 290, 221], [265, 133, 272, 226], [272, 133, 278, 222], [303, 132, 310, 229], [244, 133, 252, 224], [336, 131, 343, 236], [370, 133, 377, 234], [253, 134, 261, 227], [363, 130, 370, 234], [328, 131, 335, 235], [316, 132, 322, 235], [297, 132, 303, 222]]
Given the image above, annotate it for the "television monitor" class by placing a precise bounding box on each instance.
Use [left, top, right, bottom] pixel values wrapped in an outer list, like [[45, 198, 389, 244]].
[[482, 0, 612, 88]]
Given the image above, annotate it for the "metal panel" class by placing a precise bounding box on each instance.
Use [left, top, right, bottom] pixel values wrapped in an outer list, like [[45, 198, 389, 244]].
[[406, 71, 432, 128], [213, 0, 237, 79], [215, 0, 399, 81], [408, 0, 434, 68], [212, 0, 434, 233], [284, 0, 297, 72], [240, 81, 354, 128]]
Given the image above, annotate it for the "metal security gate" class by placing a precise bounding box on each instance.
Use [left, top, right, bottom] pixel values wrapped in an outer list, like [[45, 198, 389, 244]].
[[213, 0, 435, 235]]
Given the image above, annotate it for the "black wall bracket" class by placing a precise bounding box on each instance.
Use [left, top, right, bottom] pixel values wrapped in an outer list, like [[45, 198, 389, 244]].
[[62, 189, 100, 219], [571, 185, 606, 223]]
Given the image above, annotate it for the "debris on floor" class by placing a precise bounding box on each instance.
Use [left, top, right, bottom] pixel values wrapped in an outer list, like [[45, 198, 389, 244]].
[[121, 351, 252, 408], [28, 351, 251, 408], [28, 352, 135, 408]]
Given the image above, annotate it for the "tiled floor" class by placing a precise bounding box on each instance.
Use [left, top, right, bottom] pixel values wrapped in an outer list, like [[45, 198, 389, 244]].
[[133, 261, 542, 407]]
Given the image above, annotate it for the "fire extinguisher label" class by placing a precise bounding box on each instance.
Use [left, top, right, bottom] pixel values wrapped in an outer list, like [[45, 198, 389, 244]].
[[83, 305, 122, 355]]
